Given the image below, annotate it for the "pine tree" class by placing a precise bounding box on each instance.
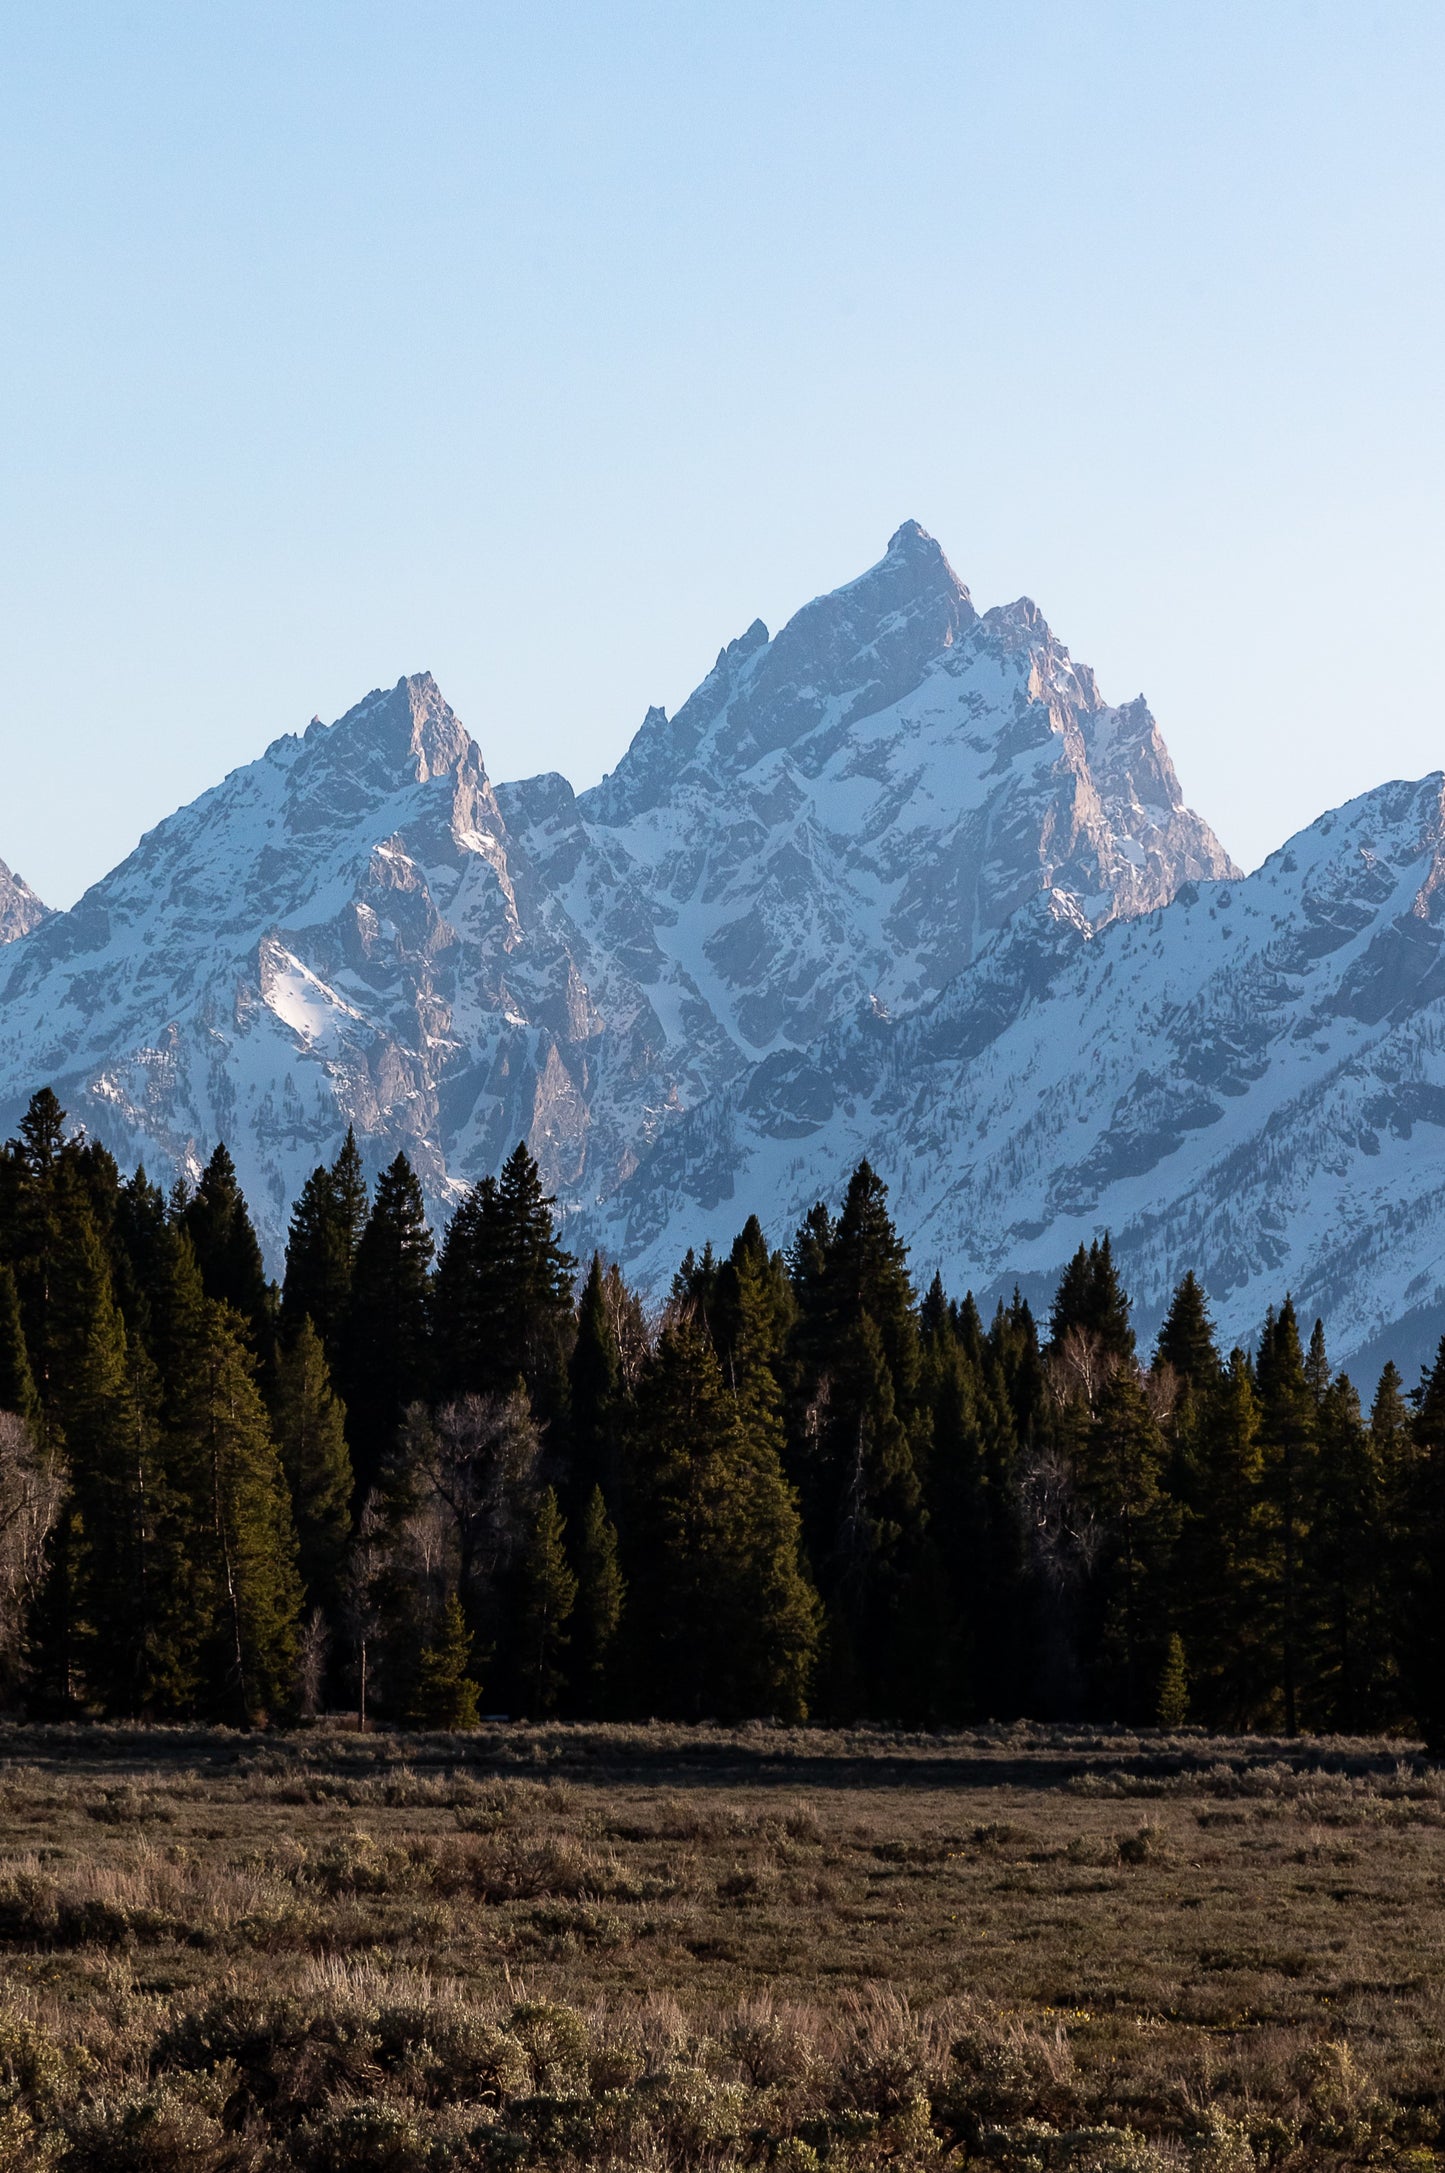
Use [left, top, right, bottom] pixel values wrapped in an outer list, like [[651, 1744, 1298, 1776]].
[[1174, 1350, 1271, 1726], [0, 1265, 38, 1425], [568, 1255, 622, 1515], [344, 1154, 434, 1497], [712, 1218, 796, 1394], [919, 1271, 950, 1346], [627, 1318, 819, 1721], [431, 1177, 503, 1402], [56, 1218, 159, 1713], [272, 1318, 353, 1612], [1401, 1337, 1445, 1748], [1256, 1299, 1317, 1734], [1075, 1361, 1170, 1719], [432, 1145, 575, 1419], [281, 1130, 369, 1366], [514, 1487, 577, 1716], [17, 1088, 65, 1173], [672, 1242, 721, 1318], [331, 1127, 371, 1258], [1305, 1317, 1331, 1407], [991, 1290, 1048, 1452], [816, 1310, 924, 1718], [184, 1144, 272, 1349], [1304, 1372, 1393, 1731], [922, 1314, 1029, 1719], [172, 1304, 303, 1723], [1154, 1272, 1221, 1395], [37, 1192, 198, 1717], [1370, 1361, 1416, 1731], [1049, 1237, 1135, 1366], [407, 1591, 480, 1729], [827, 1162, 920, 1406], [1156, 1632, 1190, 1728], [570, 1485, 624, 1716], [5, 1089, 75, 1420], [143, 1222, 211, 1428], [108, 1166, 169, 1352]]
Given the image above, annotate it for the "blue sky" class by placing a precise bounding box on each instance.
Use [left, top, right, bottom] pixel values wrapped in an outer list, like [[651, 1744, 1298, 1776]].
[[3, 1, 1443, 905]]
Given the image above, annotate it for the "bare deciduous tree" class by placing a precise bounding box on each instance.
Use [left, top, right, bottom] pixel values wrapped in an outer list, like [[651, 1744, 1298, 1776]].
[[602, 1262, 653, 1390], [296, 1604, 331, 1718], [0, 1413, 64, 1703], [405, 1391, 542, 1608], [1046, 1325, 1120, 1418]]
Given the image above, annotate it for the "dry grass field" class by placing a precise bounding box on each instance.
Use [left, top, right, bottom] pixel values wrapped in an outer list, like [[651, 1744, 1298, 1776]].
[[0, 1721, 1437, 2167]]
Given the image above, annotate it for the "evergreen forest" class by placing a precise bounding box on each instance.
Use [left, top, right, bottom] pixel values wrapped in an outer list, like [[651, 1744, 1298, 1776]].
[[1, 1085, 1442, 1745]]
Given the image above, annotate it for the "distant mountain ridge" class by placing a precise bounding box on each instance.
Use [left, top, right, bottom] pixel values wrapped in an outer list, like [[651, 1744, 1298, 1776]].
[[6, 521, 1445, 1370]]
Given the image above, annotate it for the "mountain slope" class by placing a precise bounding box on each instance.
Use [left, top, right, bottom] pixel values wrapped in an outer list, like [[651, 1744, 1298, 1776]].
[[0, 525, 1232, 1270], [588, 772, 1445, 1368]]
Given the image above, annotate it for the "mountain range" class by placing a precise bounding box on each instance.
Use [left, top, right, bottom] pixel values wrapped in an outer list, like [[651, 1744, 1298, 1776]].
[[4, 521, 1444, 1373]]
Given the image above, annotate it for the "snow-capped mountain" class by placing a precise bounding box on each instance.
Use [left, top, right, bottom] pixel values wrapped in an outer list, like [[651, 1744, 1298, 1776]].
[[0, 522, 1232, 1272], [0, 860, 49, 946], [590, 772, 1445, 1372], [8, 517, 1443, 1369]]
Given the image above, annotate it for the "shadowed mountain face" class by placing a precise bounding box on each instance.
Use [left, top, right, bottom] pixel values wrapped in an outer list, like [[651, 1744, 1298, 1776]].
[[0, 860, 49, 946], [28, 520, 1445, 1366]]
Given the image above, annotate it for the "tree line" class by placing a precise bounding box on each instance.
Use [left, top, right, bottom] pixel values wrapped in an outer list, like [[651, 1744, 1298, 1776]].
[[1, 1084, 1443, 1742]]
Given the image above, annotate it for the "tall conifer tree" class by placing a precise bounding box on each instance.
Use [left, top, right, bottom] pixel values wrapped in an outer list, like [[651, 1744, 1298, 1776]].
[[513, 1486, 576, 1716], [1174, 1351, 1270, 1726], [185, 1145, 272, 1349], [344, 1155, 434, 1497], [1154, 1272, 1221, 1395], [1402, 1337, 1445, 1748], [627, 1319, 818, 1721], [1256, 1299, 1317, 1733], [272, 1318, 353, 1613], [568, 1254, 622, 1515], [281, 1130, 369, 1367], [570, 1485, 624, 1716], [172, 1304, 302, 1723], [0, 1266, 38, 1425]]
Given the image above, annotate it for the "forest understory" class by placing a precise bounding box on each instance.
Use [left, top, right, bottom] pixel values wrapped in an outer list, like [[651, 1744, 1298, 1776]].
[[0, 1721, 1437, 2169]]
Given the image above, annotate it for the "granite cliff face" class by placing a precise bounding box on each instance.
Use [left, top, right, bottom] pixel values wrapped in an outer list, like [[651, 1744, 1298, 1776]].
[[16, 521, 1445, 1369], [0, 860, 49, 946]]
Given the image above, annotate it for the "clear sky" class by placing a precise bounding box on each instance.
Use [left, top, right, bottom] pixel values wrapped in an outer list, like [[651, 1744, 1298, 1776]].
[[3, 1, 1443, 907]]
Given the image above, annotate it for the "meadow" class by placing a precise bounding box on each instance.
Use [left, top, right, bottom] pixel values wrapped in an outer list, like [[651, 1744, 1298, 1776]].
[[0, 1723, 1434, 2167]]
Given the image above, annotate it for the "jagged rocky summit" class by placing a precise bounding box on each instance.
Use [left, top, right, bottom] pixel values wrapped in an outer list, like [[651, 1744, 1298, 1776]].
[[3, 519, 1442, 1369], [0, 860, 50, 946]]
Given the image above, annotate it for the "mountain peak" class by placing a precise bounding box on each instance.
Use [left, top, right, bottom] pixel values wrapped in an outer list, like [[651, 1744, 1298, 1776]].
[[313, 673, 478, 791], [882, 515, 966, 589], [0, 858, 50, 945], [886, 516, 938, 556]]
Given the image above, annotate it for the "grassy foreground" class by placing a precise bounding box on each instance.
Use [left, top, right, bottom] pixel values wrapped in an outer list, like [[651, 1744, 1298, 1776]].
[[0, 1723, 1436, 2168]]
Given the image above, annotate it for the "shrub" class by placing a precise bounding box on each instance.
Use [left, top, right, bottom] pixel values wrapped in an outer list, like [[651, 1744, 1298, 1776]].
[[58, 2085, 260, 2172], [505, 2003, 589, 2098]]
